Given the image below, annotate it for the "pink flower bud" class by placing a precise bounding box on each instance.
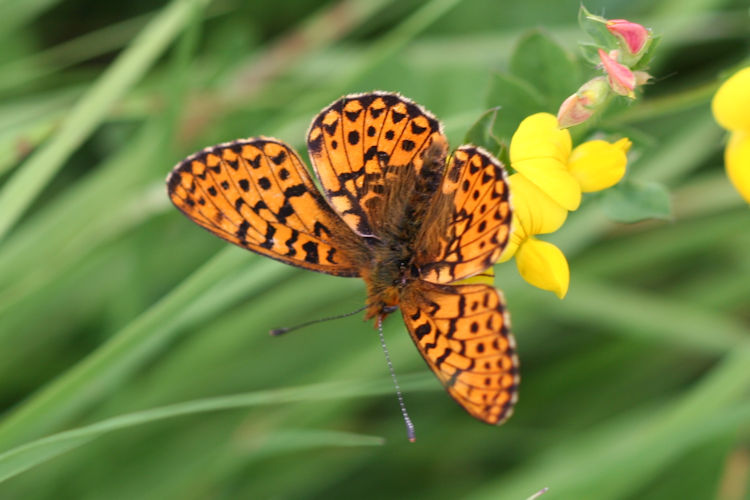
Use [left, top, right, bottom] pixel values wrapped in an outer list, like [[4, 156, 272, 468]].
[[598, 49, 636, 98], [557, 77, 609, 128], [606, 19, 649, 55]]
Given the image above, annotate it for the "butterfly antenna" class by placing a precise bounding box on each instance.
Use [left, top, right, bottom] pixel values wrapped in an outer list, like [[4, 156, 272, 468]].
[[269, 305, 368, 336], [377, 315, 416, 442]]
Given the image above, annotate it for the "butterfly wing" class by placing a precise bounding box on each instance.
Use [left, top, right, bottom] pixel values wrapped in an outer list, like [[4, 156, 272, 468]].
[[307, 91, 446, 237], [401, 281, 519, 425], [167, 138, 365, 276], [417, 145, 512, 284]]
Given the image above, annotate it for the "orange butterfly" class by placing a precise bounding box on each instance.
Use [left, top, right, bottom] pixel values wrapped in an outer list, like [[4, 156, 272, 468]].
[[167, 92, 519, 425]]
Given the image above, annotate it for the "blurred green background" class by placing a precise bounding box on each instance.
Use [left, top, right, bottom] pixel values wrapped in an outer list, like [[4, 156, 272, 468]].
[[0, 0, 748, 498]]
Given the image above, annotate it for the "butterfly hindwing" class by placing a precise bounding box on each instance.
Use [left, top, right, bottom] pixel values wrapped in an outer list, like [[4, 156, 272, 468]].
[[167, 138, 364, 276], [418, 145, 512, 284], [401, 282, 519, 425], [307, 91, 445, 237]]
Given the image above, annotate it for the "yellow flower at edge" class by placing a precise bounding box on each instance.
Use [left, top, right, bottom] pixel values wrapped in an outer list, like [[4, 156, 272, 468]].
[[711, 66, 750, 203], [724, 131, 750, 203], [712, 67, 750, 132]]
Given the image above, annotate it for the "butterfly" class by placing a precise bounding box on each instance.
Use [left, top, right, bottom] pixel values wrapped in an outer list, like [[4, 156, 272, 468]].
[[166, 91, 519, 425]]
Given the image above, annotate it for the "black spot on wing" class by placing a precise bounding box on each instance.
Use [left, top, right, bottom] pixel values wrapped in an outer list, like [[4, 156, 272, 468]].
[[345, 109, 362, 122], [348, 130, 360, 145], [236, 220, 250, 243], [324, 120, 339, 136], [308, 132, 323, 154], [302, 241, 319, 264], [435, 348, 452, 367], [364, 146, 378, 162], [326, 247, 338, 264], [415, 322, 432, 339], [313, 221, 332, 238], [276, 201, 294, 223], [284, 184, 306, 198], [258, 177, 271, 190], [225, 158, 239, 170], [248, 155, 261, 169], [285, 229, 299, 257], [260, 225, 276, 250], [410, 121, 427, 135]]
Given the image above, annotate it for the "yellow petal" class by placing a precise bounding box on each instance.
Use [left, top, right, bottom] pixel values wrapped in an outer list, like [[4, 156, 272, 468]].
[[725, 130, 750, 204], [455, 267, 495, 286], [515, 237, 570, 299], [512, 157, 582, 210], [497, 216, 522, 263], [510, 113, 572, 162], [712, 67, 750, 132], [568, 138, 630, 192], [508, 173, 568, 234], [510, 113, 581, 210]]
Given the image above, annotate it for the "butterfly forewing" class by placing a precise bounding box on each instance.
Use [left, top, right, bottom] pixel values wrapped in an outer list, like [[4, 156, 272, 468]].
[[401, 282, 519, 425], [418, 146, 512, 284], [307, 92, 445, 237], [167, 138, 364, 276]]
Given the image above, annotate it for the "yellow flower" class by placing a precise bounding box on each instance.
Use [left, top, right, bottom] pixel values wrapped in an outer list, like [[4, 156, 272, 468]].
[[711, 66, 750, 203], [510, 113, 630, 208], [510, 113, 581, 211], [504, 113, 631, 298]]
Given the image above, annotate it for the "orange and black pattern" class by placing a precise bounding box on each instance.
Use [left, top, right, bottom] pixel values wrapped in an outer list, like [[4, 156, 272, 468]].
[[418, 146, 512, 284], [167, 138, 364, 276], [401, 283, 518, 425], [167, 91, 518, 426], [307, 92, 444, 237]]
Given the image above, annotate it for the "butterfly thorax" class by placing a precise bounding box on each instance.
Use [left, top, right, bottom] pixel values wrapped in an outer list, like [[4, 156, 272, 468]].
[[361, 136, 452, 322]]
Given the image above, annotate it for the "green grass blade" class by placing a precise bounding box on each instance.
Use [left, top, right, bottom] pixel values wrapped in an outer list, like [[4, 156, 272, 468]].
[[0, 0, 61, 36], [470, 343, 750, 500], [0, 251, 288, 450], [0, 0, 209, 241], [557, 279, 748, 352], [0, 379, 394, 483]]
